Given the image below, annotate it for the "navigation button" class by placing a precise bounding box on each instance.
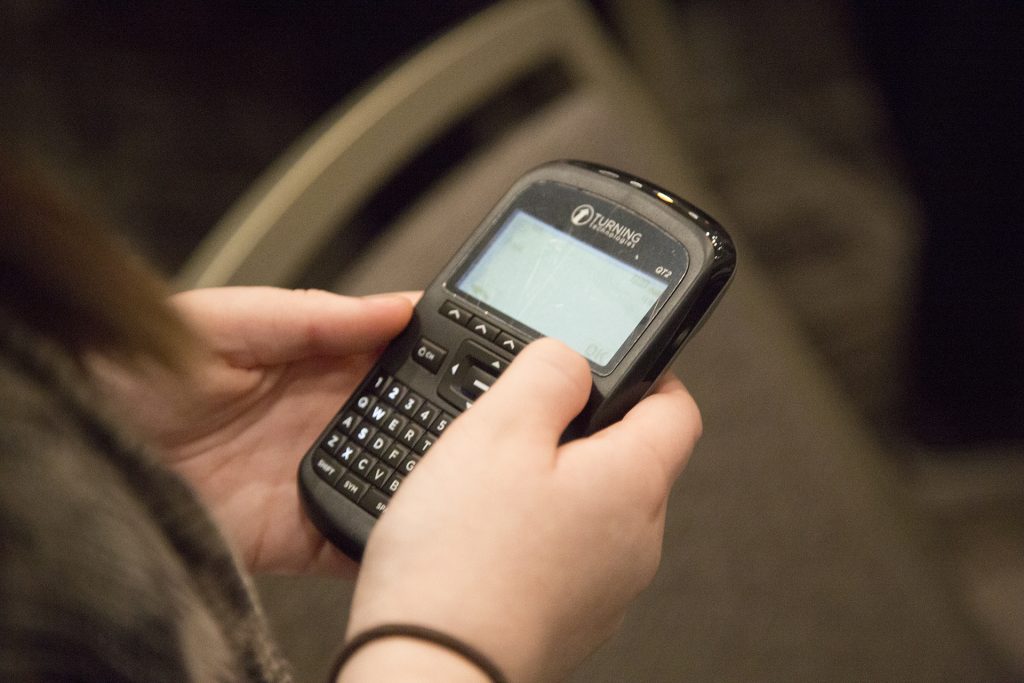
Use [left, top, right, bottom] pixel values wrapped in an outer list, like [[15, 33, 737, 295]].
[[464, 367, 494, 399], [437, 339, 509, 411], [440, 301, 471, 326], [495, 332, 525, 355], [468, 316, 500, 341]]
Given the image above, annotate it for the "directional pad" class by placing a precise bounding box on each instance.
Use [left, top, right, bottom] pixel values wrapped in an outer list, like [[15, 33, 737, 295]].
[[438, 339, 508, 410]]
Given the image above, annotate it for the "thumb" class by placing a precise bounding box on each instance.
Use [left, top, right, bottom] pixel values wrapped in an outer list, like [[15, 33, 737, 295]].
[[171, 287, 413, 367], [461, 337, 592, 445]]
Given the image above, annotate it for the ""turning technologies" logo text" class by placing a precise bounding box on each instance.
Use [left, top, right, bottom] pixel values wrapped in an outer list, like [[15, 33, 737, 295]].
[[570, 204, 642, 248]]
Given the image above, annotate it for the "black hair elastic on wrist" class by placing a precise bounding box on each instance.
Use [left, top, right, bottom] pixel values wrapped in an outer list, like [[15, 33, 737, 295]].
[[332, 623, 509, 683]]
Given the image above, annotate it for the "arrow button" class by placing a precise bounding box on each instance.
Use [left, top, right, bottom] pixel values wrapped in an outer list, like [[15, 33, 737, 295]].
[[468, 316, 500, 341], [495, 332, 525, 356], [439, 301, 471, 326]]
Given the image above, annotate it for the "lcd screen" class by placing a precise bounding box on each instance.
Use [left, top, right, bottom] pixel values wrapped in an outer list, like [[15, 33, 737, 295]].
[[455, 210, 668, 366]]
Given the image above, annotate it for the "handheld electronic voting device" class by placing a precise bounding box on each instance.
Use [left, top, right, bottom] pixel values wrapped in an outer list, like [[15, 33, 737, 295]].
[[298, 161, 736, 558]]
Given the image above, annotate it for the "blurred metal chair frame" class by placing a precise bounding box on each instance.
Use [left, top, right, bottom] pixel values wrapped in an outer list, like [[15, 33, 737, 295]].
[[176, 0, 697, 292]]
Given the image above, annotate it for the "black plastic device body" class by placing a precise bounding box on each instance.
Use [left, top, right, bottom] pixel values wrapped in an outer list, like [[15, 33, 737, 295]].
[[299, 160, 736, 559]]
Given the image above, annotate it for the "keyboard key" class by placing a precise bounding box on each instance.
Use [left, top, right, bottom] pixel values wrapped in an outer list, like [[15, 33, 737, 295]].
[[399, 453, 421, 474], [381, 444, 408, 467], [383, 414, 406, 437], [336, 473, 368, 502], [384, 474, 404, 495], [398, 392, 423, 417], [352, 424, 375, 446], [358, 488, 390, 517], [311, 451, 343, 485], [353, 454, 378, 477], [382, 381, 407, 406], [430, 413, 453, 436], [367, 433, 392, 456], [369, 372, 390, 395], [414, 402, 439, 428], [336, 411, 360, 435], [336, 442, 361, 466], [353, 393, 376, 415], [320, 429, 345, 454], [366, 402, 390, 426], [398, 424, 423, 448], [368, 462, 394, 489]]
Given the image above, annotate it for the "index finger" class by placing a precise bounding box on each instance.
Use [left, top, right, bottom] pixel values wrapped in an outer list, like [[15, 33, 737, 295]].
[[172, 287, 414, 366]]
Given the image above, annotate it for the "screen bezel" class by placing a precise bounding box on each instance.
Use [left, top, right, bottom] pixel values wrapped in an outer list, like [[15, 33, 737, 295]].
[[447, 180, 690, 374]]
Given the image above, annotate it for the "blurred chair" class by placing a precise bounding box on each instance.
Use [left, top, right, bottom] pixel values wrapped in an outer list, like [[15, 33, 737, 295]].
[[179, 0, 1009, 680], [176, 0, 704, 295]]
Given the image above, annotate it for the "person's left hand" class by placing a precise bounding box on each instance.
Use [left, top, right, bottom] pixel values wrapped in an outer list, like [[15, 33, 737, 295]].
[[94, 287, 414, 576]]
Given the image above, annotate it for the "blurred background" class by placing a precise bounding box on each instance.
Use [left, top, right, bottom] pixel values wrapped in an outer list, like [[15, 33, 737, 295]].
[[2, 1, 1021, 680]]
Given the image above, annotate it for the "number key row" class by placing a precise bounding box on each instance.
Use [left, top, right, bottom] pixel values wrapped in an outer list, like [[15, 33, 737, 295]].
[[351, 378, 453, 437]]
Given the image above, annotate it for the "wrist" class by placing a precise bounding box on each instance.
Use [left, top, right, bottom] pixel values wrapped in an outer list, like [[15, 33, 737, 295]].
[[336, 636, 491, 683]]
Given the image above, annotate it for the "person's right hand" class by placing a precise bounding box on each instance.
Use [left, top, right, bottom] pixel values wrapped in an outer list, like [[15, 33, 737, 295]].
[[341, 338, 702, 683]]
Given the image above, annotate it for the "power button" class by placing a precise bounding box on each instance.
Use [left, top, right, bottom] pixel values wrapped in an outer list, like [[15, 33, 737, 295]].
[[411, 338, 447, 374]]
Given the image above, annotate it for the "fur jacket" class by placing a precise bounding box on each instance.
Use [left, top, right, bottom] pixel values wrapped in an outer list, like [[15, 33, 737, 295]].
[[0, 314, 293, 682]]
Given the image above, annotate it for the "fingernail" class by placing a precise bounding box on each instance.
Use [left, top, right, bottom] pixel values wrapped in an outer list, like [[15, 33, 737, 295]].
[[364, 291, 418, 304], [361, 293, 412, 307]]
